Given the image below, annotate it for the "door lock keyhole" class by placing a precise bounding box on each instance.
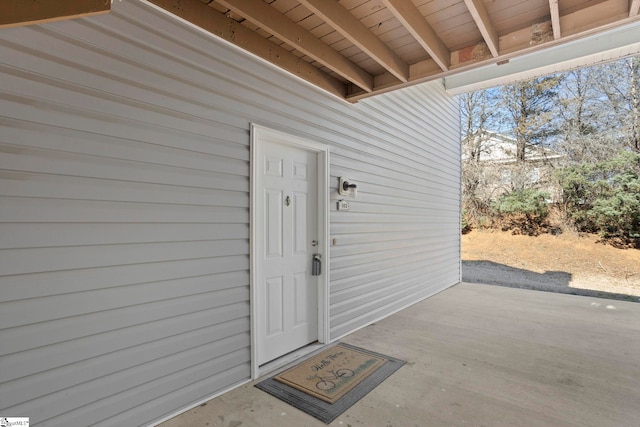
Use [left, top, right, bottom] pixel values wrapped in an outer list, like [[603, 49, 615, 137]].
[[285, 195, 291, 206]]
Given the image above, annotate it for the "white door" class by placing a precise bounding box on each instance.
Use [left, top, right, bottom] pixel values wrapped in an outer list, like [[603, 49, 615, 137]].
[[255, 138, 320, 365]]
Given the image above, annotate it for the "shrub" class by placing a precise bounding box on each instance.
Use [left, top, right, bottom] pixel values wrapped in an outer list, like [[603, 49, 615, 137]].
[[556, 151, 640, 247], [588, 170, 640, 246], [491, 189, 550, 235]]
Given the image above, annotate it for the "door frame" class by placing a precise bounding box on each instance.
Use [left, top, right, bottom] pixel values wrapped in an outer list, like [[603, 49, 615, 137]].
[[250, 124, 330, 379]]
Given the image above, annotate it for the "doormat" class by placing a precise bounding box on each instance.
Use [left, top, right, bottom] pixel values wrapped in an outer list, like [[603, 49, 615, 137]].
[[255, 343, 405, 424], [275, 343, 387, 403]]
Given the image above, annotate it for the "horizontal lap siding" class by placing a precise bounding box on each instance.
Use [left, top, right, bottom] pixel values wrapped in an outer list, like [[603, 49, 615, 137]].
[[0, 1, 460, 425], [329, 85, 461, 338], [0, 2, 253, 426]]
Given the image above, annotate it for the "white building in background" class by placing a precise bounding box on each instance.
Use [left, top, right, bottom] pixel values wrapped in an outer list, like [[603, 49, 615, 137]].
[[463, 131, 564, 202]]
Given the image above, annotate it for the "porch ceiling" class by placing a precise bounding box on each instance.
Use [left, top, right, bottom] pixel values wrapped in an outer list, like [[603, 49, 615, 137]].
[[145, 0, 640, 102]]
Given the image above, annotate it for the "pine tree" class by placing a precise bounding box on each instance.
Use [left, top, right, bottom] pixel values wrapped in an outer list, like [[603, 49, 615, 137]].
[[501, 76, 562, 162]]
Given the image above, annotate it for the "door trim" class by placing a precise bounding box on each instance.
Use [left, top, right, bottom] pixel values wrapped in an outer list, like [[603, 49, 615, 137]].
[[250, 124, 330, 379]]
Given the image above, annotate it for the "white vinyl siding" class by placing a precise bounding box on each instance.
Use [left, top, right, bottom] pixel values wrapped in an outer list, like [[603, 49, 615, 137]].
[[0, 1, 460, 426], [329, 85, 460, 338]]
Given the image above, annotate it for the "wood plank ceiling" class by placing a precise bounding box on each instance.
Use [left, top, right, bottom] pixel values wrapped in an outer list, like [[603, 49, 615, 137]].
[[147, 0, 640, 102]]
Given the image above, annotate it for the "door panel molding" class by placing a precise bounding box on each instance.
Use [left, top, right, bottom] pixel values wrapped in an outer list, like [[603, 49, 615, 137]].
[[250, 124, 329, 378]]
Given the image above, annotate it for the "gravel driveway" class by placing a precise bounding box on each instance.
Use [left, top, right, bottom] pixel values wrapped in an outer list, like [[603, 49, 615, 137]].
[[463, 260, 640, 302]]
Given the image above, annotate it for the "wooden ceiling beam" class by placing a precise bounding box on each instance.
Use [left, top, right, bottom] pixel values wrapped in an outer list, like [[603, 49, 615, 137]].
[[0, 0, 110, 29], [630, 0, 640, 16], [215, 0, 373, 92], [147, 0, 347, 99], [150, 0, 638, 103], [380, 0, 450, 71], [350, 0, 636, 101], [463, 0, 500, 57], [549, 0, 562, 39], [299, 0, 410, 83]]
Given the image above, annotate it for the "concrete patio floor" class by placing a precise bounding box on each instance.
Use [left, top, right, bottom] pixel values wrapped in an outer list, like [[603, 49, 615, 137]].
[[159, 282, 640, 427]]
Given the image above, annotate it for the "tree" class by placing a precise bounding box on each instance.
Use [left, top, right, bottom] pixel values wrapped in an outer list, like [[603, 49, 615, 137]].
[[459, 54, 640, 240], [460, 89, 500, 224], [559, 68, 598, 138], [501, 76, 563, 163], [555, 67, 620, 163], [460, 88, 499, 161], [595, 56, 640, 152]]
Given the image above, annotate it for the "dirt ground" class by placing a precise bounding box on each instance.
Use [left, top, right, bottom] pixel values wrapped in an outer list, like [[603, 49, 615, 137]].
[[462, 229, 640, 302]]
